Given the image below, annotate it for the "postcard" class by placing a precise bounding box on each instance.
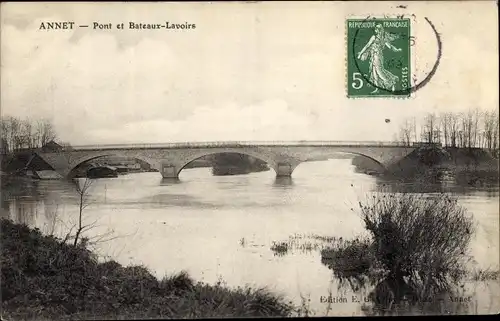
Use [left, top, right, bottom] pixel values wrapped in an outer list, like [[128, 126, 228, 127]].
[[1, 1, 498, 319]]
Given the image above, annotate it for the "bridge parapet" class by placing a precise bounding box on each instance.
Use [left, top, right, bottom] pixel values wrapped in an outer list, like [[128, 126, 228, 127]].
[[69, 141, 408, 151]]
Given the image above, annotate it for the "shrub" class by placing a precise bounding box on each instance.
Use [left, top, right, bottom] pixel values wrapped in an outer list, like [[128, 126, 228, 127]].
[[319, 192, 478, 315], [358, 192, 474, 298], [321, 237, 375, 277], [320, 236, 383, 293]]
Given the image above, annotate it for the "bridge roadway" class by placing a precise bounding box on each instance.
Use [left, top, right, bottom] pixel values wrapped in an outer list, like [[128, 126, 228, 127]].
[[36, 141, 416, 178]]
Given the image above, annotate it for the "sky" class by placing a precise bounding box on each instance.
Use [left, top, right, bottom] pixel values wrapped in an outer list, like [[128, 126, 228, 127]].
[[1, 1, 498, 145]]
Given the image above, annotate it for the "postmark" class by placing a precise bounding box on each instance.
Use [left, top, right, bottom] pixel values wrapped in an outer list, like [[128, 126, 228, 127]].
[[347, 17, 412, 98]]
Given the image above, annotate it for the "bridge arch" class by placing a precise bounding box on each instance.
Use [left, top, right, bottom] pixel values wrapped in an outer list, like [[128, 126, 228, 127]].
[[175, 149, 279, 177], [291, 151, 387, 177], [341, 152, 387, 173], [66, 152, 159, 177]]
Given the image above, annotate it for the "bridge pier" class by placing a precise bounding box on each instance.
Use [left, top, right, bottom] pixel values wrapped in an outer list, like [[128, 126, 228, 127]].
[[161, 164, 180, 179], [275, 163, 294, 177]]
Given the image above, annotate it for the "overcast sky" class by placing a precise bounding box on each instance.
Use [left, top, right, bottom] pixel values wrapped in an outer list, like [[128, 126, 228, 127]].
[[1, 1, 498, 145]]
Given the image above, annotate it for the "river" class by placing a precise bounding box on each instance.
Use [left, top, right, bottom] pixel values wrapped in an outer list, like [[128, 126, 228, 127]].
[[1, 158, 499, 316]]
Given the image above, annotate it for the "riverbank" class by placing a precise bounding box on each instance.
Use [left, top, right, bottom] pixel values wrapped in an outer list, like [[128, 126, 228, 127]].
[[352, 147, 499, 183], [0, 219, 295, 320]]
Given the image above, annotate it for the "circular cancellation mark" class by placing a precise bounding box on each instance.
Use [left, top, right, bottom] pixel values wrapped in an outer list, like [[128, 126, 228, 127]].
[[351, 15, 442, 96]]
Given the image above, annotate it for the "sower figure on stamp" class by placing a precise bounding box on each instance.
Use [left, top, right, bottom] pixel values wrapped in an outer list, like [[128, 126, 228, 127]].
[[357, 24, 402, 93]]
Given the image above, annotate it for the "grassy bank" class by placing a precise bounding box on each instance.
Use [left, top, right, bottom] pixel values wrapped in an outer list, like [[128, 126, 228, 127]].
[[0, 219, 294, 320]]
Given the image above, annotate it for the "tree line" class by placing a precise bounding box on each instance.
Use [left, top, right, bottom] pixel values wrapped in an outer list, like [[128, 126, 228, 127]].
[[396, 108, 499, 151], [1, 116, 59, 154]]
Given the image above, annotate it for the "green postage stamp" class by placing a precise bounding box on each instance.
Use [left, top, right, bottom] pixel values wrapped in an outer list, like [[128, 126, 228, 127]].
[[347, 18, 411, 98]]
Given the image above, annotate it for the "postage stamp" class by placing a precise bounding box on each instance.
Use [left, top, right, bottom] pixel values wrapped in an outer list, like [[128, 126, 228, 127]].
[[347, 18, 411, 98]]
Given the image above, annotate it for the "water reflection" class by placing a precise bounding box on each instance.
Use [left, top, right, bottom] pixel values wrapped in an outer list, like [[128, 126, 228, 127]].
[[375, 176, 500, 195], [12, 198, 38, 225], [2, 177, 43, 200], [159, 177, 182, 186], [273, 177, 294, 187], [319, 238, 496, 316], [1, 191, 9, 213], [331, 272, 482, 316]]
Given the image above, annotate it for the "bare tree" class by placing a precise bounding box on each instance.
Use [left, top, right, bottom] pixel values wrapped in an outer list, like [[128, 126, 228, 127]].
[[472, 108, 481, 148], [37, 119, 57, 147], [48, 149, 126, 248], [440, 112, 450, 147], [421, 112, 440, 144], [448, 112, 459, 148], [2, 116, 22, 151], [483, 110, 491, 149], [458, 112, 469, 148], [482, 109, 499, 151], [18, 118, 31, 149], [398, 119, 414, 146], [0, 116, 58, 152], [493, 109, 499, 154], [41, 176, 131, 251], [394, 108, 497, 151], [71, 177, 123, 249], [1, 118, 11, 153], [72, 178, 94, 246], [459, 109, 482, 148]]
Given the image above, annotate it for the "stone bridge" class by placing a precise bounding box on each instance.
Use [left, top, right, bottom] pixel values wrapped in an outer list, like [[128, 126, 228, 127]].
[[36, 141, 416, 178]]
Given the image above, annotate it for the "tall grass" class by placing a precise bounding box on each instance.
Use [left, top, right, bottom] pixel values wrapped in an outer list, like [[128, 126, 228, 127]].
[[270, 233, 346, 257]]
